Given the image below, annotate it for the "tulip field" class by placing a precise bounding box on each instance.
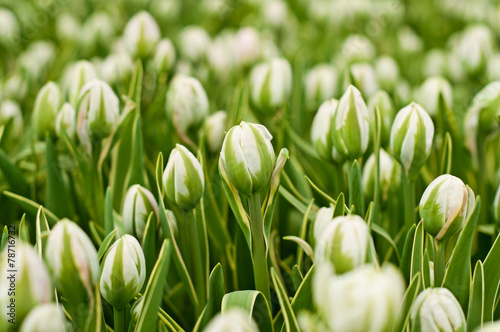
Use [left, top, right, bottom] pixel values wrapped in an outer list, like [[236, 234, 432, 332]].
[[2, 0, 500, 331]]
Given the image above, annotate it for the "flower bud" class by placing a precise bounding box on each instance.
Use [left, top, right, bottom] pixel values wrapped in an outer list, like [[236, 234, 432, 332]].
[[341, 35, 376, 64], [314, 264, 405, 332], [415, 76, 452, 118], [99, 52, 134, 85], [123, 11, 160, 59], [423, 49, 447, 78], [77, 79, 120, 140], [312, 207, 334, 245], [476, 321, 500, 332], [397, 26, 423, 55], [153, 39, 176, 73], [375, 56, 399, 91], [20, 304, 67, 332], [234, 27, 260, 67], [310, 99, 339, 161], [56, 12, 80, 43], [0, 9, 19, 46], [0, 100, 23, 135], [178, 26, 211, 63], [45, 219, 99, 306], [367, 90, 396, 146], [331, 85, 371, 160], [304, 64, 338, 110], [33, 82, 63, 139], [362, 149, 400, 202], [0, 243, 52, 328], [410, 288, 466, 332], [203, 309, 258, 332], [390, 102, 434, 177], [80, 12, 116, 54], [67, 60, 98, 107], [344, 63, 379, 98], [205, 111, 227, 153], [100, 235, 146, 309], [207, 32, 236, 79], [314, 215, 369, 274], [19, 41, 56, 81], [163, 144, 205, 210], [123, 185, 159, 239], [455, 25, 494, 75], [419, 174, 470, 241], [249, 57, 292, 112], [220, 121, 275, 196], [55, 103, 76, 139]]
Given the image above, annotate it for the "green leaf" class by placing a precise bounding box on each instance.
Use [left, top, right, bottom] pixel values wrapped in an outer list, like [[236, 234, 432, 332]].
[[291, 265, 303, 292], [305, 175, 335, 206], [423, 250, 431, 289], [392, 273, 421, 332], [371, 223, 401, 263], [333, 192, 345, 217], [97, 229, 118, 261], [135, 239, 171, 332], [482, 212, 500, 322], [45, 134, 72, 218], [221, 290, 273, 332], [0, 226, 8, 252], [467, 261, 484, 331], [400, 224, 417, 283], [279, 187, 315, 221], [349, 159, 364, 215], [142, 212, 157, 280], [194, 263, 225, 332], [35, 207, 50, 258], [128, 60, 144, 111], [3, 191, 59, 226], [283, 236, 313, 260], [443, 196, 481, 311], [126, 115, 146, 187], [410, 221, 424, 289], [0, 148, 29, 196], [285, 125, 320, 159], [271, 268, 300, 332], [19, 214, 29, 242], [104, 187, 114, 235], [440, 132, 452, 175]]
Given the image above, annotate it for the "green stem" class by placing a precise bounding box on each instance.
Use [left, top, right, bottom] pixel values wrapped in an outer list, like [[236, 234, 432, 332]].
[[434, 239, 446, 287], [91, 145, 105, 226], [403, 174, 416, 226], [114, 308, 126, 332], [248, 192, 271, 304]]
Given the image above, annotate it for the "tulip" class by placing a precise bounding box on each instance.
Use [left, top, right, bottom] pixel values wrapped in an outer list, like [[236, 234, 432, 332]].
[[375, 56, 399, 91], [80, 12, 115, 54], [455, 25, 494, 75], [67, 60, 97, 107], [100, 235, 146, 309], [123, 185, 159, 239], [345, 63, 379, 98], [33, 82, 63, 139], [304, 64, 338, 110], [19, 304, 67, 332], [475, 321, 500, 332], [19, 41, 56, 81], [220, 121, 275, 196], [123, 11, 161, 59], [153, 39, 176, 73], [0, 9, 19, 45], [410, 288, 466, 332], [99, 52, 134, 86], [234, 27, 260, 67], [310, 99, 339, 161], [341, 35, 376, 64], [207, 32, 236, 79], [0, 100, 23, 136], [312, 206, 334, 246], [163, 144, 205, 210], [178, 26, 211, 63], [367, 90, 396, 146], [416, 76, 453, 118], [205, 111, 228, 153], [362, 149, 400, 202], [55, 103, 76, 139], [203, 309, 258, 332]]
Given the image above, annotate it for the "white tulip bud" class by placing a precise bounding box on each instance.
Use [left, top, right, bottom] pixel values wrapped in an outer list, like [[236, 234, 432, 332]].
[[80, 12, 116, 52], [123, 185, 159, 240], [423, 49, 448, 78], [55, 12, 80, 43], [262, 0, 288, 29], [367, 90, 396, 145], [153, 39, 176, 73], [487, 55, 500, 82], [203, 309, 258, 332], [476, 321, 500, 332], [410, 288, 466, 332], [312, 207, 334, 244], [341, 35, 376, 64], [0, 100, 23, 135], [455, 25, 494, 75], [304, 64, 338, 110], [19, 41, 56, 81], [398, 27, 423, 54], [375, 56, 399, 91], [19, 304, 67, 332], [234, 27, 261, 67], [33, 82, 63, 139], [250, 57, 292, 112], [67, 61, 98, 107], [310, 99, 340, 161], [55, 103, 76, 139], [100, 235, 146, 309], [362, 149, 400, 202], [416, 76, 453, 118], [314, 264, 405, 332], [178, 26, 211, 63], [123, 11, 161, 59], [205, 111, 227, 153], [0, 9, 19, 45], [99, 52, 134, 85], [345, 63, 379, 98], [207, 32, 236, 79]]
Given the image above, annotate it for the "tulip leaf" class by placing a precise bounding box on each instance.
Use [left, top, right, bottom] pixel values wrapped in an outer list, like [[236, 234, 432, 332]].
[[443, 196, 481, 311], [482, 217, 500, 322], [291, 265, 304, 291], [126, 115, 146, 188], [440, 132, 452, 175], [283, 236, 313, 260], [104, 187, 114, 235], [0, 148, 30, 197], [371, 223, 400, 263], [85, 283, 105, 332], [304, 175, 335, 206], [279, 187, 315, 221], [349, 159, 364, 216], [297, 199, 314, 269], [35, 207, 50, 258], [193, 263, 225, 332], [410, 220, 424, 289], [0, 226, 8, 252], [271, 267, 300, 332], [467, 260, 484, 331], [142, 212, 157, 280], [333, 192, 345, 217], [422, 250, 431, 289], [128, 59, 143, 112], [400, 224, 417, 283], [285, 124, 320, 159], [392, 273, 421, 332], [135, 239, 171, 332], [221, 290, 273, 332], [97, 229, 118, 261], [19, 214, 29, 242], [3, 191, 59, 226]]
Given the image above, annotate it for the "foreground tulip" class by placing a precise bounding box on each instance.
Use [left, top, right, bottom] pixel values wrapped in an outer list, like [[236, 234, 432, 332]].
[[100, 235, 146, 309], [123, 11, 161, 59], [315, 215, 369, 274], [220, 121, 275, 196], [331, 85, 371, 160], [45, 219, 99, 307], [203, 309, 258, 332], [163, 144, 205, 210], [0, 243, 52, 330], [249, 57, 292, 112], [475, 321, 500, 332], [123, 185, 159, 239], [19, 304, 67, 332], [33, 82, 63, 139], [410, 288, 466, 332], [311, 99, 339, 161], [314, 264, 405, 332]]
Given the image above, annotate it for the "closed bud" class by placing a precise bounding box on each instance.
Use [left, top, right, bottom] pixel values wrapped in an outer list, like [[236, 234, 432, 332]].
[[331, 85, 371, 160], [20, 304, 67, 332], [205, 111, 227, 153], [314, 264, 405, 332], [423, 49, 447, 78], [416, 76, 452, 118], [362, 149, 400, 202], [0, 243, 52, 329], [0, 100, 23, 136], [123, 11, 161, 59], [203, 309, 258, 332], [20, 41, 56, 81], [55, 103, 76, 139], [234, 27, 260, 67], [131, 296, 144, 322], [45, 219, 99, 306], [410, 288, 466, 332], [166, 75, 209, 138], [455, 25, 494, 75], [67, 61, 97, 107], [367, 90, 396, 145], [0, 9, 19, 46], [207, 32, 236, 79], [390, 102, 434, 177], [163, 144, 205, 210], [476, 321, 500, 332], [220, 121, 275, 196], [312, 206, 334, 246], [123, 185, 159, 239], [77, 79, 120, 140], [341, 35, 376, 64], [344, 63, 379, 98], [304, 64, 338, 110], [250, 57, 292, 112], [375, 56, 399, 91], [397, 26, 423, 55], [33, 82, 63, 139], [420, 174, 471, 241], [315, 215, 369, 274], [153, 39, 176, 73], [178, 26, 211, 63], [80, 12, 115, 54], [99, 52, 134, 85], [56, 12, 80, 43], [100, 235, 146, 309], [310, 99, 340, 161]]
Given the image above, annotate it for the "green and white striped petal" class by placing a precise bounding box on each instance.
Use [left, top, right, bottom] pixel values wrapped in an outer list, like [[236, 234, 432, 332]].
[[331, 85, 370, 160], [163, 144, 204, 210], [100, 235, 146, 309], [311, 99, 338, 161], [33, 81, 63, 139], [410, 288, 466, 332], [123, 185, 159, 240], [416, 76, 453, 118], [390, 102, 434, 177]]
